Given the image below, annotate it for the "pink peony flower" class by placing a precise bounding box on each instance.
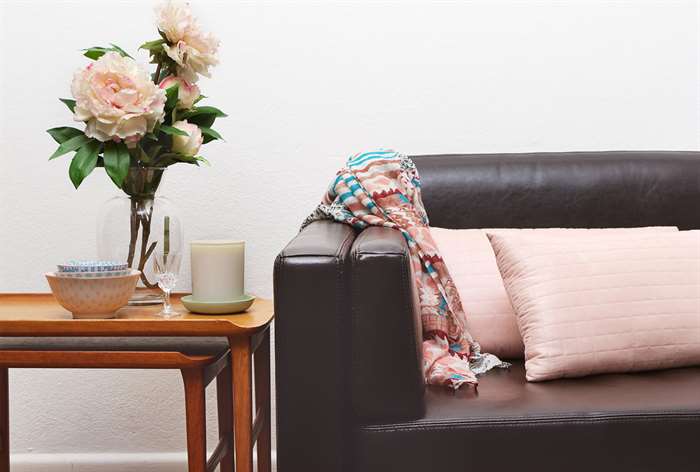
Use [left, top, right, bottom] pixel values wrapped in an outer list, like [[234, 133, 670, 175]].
[[156, 1, 219, 83], [71, 52, 165, 142]]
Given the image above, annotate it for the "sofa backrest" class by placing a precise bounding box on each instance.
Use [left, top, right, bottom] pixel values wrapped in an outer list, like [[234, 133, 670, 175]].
[[412, 151, 700, 230]]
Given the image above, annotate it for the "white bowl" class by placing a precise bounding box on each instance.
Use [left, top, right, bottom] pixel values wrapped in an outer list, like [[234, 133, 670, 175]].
[[45, 270, 141, 319]]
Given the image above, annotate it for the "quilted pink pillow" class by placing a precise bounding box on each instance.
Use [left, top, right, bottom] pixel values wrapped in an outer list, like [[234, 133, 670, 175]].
[[430, 227, 679, 359], [488, 230, 700, 381]]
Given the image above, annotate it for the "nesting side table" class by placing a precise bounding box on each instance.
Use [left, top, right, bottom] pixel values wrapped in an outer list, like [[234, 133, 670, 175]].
[[0, 294, 274, 472]]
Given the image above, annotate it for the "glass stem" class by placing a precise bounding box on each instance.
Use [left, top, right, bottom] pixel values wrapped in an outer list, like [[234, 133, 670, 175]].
[[163, 289, 172, 314]]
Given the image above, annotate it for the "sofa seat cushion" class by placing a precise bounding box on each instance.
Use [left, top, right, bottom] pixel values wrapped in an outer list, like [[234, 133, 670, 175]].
[[355, 361, 700, 472]]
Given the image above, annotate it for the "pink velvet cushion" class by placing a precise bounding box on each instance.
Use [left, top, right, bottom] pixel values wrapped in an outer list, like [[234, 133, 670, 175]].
[[430, 227, 679, 359], [488, 230, 700, 381]]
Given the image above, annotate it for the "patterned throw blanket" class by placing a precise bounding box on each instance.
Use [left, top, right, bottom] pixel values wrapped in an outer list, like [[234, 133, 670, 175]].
[[304, 150, 507, 389]]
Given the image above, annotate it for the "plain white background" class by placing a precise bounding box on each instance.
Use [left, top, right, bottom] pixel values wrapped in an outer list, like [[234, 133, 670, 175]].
[[1, 0, 699, 469]]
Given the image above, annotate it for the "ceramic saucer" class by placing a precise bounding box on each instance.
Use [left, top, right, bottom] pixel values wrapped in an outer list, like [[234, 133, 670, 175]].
[[181, 294, 256, 315]]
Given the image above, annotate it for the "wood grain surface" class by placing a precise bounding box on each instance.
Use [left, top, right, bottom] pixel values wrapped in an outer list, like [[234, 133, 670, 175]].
[[0, 293, 273, 337]]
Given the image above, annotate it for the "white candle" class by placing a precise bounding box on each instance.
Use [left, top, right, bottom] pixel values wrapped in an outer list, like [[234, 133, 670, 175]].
[[190, 240, 245, 301]]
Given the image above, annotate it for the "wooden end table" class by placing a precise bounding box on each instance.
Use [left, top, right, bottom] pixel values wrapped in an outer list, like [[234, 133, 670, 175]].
[[0, 293, 273, 472]]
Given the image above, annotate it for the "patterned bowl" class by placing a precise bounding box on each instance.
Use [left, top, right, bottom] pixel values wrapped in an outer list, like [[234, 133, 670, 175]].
[[45, 270, 141, 319], [55, 269, 131, 279], [57, 260, 129, 273]]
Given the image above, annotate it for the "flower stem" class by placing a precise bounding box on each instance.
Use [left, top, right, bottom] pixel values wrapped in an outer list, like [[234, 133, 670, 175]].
[[127, 198, 138, 267], [154, 61, 163, 84], [136, 203, 158, 288]]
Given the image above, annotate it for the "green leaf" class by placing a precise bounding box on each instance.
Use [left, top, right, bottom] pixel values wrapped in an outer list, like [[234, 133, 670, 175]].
[[136, 144, 152, 165], [68, 140, 100, 189], [182, 106, 228, 119], [200, 126, 223, 144], [59, 98, 76, 113], [47, 127, 83, 144], [83, 45, 131, 60], [182, 106, 227, 128], [139, 39, 166, 51], [109, 43, 132, 58], [156, 152, 201, 165], [83, 47, 111, 60], [165, 83, 179, 110], [175, 155, 199, 165], [153, 152, 179, 166], [188, 114, 216, 128], [194, 156, 211, 166], [103, 141, 131, 188], [143, 143, 163, 161], [193, 95, 207, 105], [160, 125, 189, 137], [49, 134, 92, 160]]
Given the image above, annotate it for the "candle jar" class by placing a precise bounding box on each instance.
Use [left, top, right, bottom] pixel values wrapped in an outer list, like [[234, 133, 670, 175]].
[[97, 168, 184, 305], [190, 240, 245, 302]]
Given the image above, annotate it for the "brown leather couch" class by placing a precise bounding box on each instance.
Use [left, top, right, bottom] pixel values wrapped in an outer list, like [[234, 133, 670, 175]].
[[274, 152, 700, 472]]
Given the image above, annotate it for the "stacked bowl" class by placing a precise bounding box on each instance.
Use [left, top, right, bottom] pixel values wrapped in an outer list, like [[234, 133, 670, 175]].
[[46, 261, 140, 319]]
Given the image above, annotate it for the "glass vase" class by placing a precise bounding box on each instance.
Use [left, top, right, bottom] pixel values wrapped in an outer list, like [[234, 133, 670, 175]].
[[97, 167, 183, 305]]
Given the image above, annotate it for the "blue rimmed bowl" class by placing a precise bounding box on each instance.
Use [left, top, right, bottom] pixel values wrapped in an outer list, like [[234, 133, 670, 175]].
[[57, 260, 128, 273], [45, 270, 140, 319]]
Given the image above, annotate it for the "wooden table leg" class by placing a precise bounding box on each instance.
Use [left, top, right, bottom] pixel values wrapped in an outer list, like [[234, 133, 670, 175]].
[[0, 368, 8, 472], [217, 362, 234, 472], [230, 337, 253, 472], [254, 330, 272, 472], [181, 368, 207, 472]]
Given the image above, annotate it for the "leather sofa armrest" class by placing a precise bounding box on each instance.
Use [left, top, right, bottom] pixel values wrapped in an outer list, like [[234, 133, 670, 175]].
[[274, 220, 356, 472], [350, 227, 425, 423]]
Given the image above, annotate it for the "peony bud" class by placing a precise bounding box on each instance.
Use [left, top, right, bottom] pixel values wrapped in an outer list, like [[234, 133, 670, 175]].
[[171, 120, 203, 157], [159, 75, 201, 109]]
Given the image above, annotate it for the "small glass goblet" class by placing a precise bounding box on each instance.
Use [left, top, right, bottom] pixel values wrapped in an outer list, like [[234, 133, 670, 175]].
[[152, 252, 182, 318]]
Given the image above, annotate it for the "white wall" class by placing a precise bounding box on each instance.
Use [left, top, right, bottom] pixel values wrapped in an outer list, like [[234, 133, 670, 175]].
[[1, 0, 699, 469]]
